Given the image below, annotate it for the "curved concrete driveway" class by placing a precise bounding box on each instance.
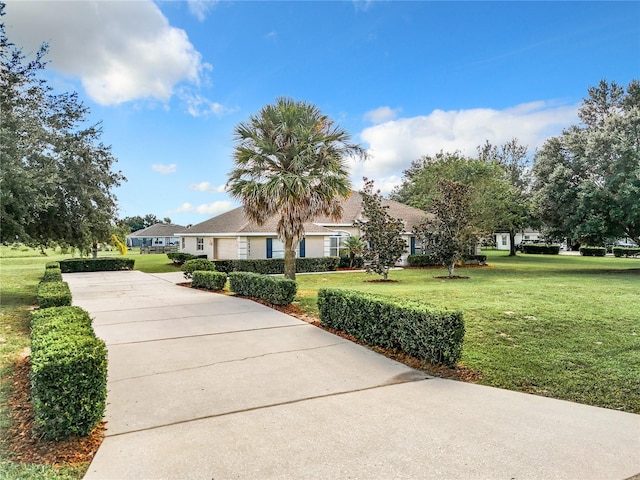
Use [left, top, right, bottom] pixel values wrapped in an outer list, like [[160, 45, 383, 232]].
[[63, 270, 640, 480]]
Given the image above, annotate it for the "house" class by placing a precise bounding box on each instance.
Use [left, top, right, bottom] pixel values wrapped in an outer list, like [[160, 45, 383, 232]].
[[126, 223, 188, 249], [494, 228, 542, 251], [176, 192, 431, 265]]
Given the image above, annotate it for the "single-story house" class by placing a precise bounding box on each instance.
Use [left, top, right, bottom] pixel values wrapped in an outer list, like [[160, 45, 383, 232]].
[[494, 228, 542, 251], [126, 223, 188, 248], [176, 192, 432, 265]]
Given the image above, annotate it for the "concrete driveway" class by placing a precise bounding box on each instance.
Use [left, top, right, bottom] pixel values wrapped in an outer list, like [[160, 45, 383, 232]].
[[63, 270, 640, 480]]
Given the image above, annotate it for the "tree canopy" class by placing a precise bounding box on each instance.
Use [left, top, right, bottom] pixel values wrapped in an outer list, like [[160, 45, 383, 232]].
[[227, 97, 365, 280], [0, 5, 125, 251], [533, 79, 640, 246]]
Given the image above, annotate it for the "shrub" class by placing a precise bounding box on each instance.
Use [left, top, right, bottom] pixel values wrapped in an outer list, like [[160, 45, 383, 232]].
[[41, 268, 63, 283], [338, 255, 365, 269], [211, 259, 235, 274], [407, 254, 440, 267], [579, 246, 607, 257], [37, 281, 72, 308], [212, 257, 339, 275], [167, 252, 207, 266], [191, 270, 228, 291], [520, 244, 561, 255], [30, 307, 107, 439], [462, 254, 487, 265], [45, 261, 60, 269], [59, 257, 134, 273], [228, 272, 297, 306], [612, 247, 640, 257], [182, 259, 216, 279], [317, 289, 465, 366]]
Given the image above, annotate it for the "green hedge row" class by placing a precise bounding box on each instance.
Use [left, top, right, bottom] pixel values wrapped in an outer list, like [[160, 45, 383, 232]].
[[59, 257, 135, 272], [192, 271, 227, 291], [407, 254, 440, 267], [37, 281, 72, 308], [167, 252, 207, 265], [212, 257, 339, 275], [317, 289, 465, 367], [613, 247, 640, 257], [181, 259, 216, 279], [338, 255, 365, 269], [45, 261, 60, 269], [579, 246, 607, 257], [463, 254, 487, 264], [520, 244, 561, 255], [41, 268, 63, 283], [228, 272, 297, 306], [30, 306, 107, 440]]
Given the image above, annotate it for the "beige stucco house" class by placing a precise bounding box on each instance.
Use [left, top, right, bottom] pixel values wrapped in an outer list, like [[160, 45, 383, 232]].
[[175, 192, 431, 265]]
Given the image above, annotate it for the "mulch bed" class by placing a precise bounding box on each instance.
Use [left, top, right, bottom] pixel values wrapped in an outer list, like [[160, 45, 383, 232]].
[[4, 355, 105, 466]]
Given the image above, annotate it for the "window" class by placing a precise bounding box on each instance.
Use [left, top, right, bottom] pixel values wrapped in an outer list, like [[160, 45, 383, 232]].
[[501, 235, 508, 246], [266, 238, 304, 258], [181, 237, 185, 249], [196, 238, 204, 251], [329, 232, 350, 256]]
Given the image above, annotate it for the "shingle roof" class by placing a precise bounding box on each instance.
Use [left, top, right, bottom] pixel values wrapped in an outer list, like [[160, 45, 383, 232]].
[[128, 223, 188, 237], [181, 192, 430, 235]]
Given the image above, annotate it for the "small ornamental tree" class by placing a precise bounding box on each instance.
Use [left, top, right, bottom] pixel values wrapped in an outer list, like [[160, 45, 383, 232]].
[[355, 179, 407, 280], [341, 235, 365, 268], [414, 179, 478, 278]]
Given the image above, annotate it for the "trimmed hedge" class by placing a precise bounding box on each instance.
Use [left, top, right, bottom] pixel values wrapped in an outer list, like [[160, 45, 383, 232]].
[[45, 262, 60, 269], [407, 254, 440, 267], [167, 252, 207, 266], [317, 289, 464, 367], [41, 268, 63, 283], [37, 281, 72, 308], [191, 270, 227, 291], [30, 307, 107, 439], [182, 258, 216, 279], [213, 257, 339, 275], [613, 247, 640, 257], [579, 246, 607, 257], [520, 244, 561, 255], [59, 257, 134, 273], [228, 272, 297, 306], [462, 254, 487, 265], [338, 255, 365, 269]]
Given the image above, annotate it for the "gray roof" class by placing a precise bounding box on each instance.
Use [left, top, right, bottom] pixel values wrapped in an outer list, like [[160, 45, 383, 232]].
[[182, 192, 430, 236], [128, 223, 188, 238]]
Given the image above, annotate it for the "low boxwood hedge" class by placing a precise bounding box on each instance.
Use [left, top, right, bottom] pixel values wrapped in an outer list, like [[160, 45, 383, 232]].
[[407, 254, 439, 267], [520, 244, 561, 255], [579, 246, 607, 257], [212, 257, 339, 275], [167, 252, 207, 266], [45, 261, 60, 269], [182, 258, 216, 279], [41, 267, 63, 283], [59, 257, 134, 273], [30, 306, 107, 439], [228, 272, 297, 306], [37, 281, 72, 308], [317, 289, 464, 367], [613, 247, 640, 257], [191, 270, 227, 291], [338, 256, 365, 269]]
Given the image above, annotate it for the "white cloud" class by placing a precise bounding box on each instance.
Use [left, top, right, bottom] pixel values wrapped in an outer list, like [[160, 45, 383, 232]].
[[171, 201, 234, 216], [187, 0, 217, 22], [6, 1, 209, 105], [188, 182, 227, 193], [152, 163, 177, 175], [364, 106, 401, 124], [352, 101, 579, 181], [179, 90, 236, 117]]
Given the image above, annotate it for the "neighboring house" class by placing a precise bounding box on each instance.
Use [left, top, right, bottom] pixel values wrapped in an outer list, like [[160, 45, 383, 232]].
[[177, 192, 431, 265], [494, 228, 542, 251], [126, 223, 188, 248]]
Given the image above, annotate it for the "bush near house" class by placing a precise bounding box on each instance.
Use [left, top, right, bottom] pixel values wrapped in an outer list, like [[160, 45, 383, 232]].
[[338, 255, 365, 269], [579, 246, 607, 257], [613, 247, 640, 257], [40, 267, 63, 283], [407, 254, 439, 267], [317, 289, 465, 367], [181, 259, 217, 279], [166, 252, 207, 265], [228, 272, 297, 306], [520, 244, 561, 255], [30, 306, 107, 440], [213, 257, 339, 275], [191, 270, 227, 291], [37, 281, 72, 308], [59, 257, 135, 272]]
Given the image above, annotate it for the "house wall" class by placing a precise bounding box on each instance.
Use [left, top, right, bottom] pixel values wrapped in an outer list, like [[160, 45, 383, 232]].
[[494, 231, 542, 251]]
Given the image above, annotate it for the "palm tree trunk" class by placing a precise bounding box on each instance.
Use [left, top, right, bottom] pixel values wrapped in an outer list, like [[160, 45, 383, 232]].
[[284, 237, 296, 281]]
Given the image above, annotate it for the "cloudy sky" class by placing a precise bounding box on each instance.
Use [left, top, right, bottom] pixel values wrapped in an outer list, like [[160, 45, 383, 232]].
[[4, 1, 639, 226]]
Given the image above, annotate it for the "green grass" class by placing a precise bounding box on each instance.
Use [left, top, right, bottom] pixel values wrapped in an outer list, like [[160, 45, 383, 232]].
[[293, 251, 640, 413], [0, 247, 178, 479]]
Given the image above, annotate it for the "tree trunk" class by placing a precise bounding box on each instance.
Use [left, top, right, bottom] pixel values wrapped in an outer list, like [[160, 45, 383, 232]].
[[447, 262, 455, 277], [509, 229, 517, 256], [284, 237, 296, 281], [92, 241, 98, 259]]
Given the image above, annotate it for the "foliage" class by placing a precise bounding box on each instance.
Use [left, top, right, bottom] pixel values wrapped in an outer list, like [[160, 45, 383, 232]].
[[110, 233, 127, 255], [355, 179, 407, 280], [212, 257, 339, 275], [45, 261, 60, 269], [341, 235, 365, 268], [36, 281, 72, 308], [533, 79, 640, 246], [613, 246, 640, 257], [59, 257, 134, 273], [228, 272, 297, 306], [317, 289, 465, 366], [181, 258, 216, 279], [407, 254, 439, 267], [338, 255, 364, 269], [227, 97, 365, 280], [520, 244, 561, 255], [579, 246, 607, 257], [413, 179, 479, 277], [0, 8, 125, 250], [191, 271, 227, 291], [118, 215, 172, 233], [30, 306, 107, 440], [167, 252, 206, 266], [40, 267, 62, 283]]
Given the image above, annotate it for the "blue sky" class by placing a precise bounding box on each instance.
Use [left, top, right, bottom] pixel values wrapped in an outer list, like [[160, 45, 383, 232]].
[[5, 1, 640, 227]]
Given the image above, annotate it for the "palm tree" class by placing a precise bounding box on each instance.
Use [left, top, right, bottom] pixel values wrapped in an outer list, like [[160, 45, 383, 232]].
[[341, 235, 365, 268], [227, 97, 366, 280]]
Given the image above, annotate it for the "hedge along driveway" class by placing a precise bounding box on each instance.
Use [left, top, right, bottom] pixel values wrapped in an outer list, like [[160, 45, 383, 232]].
[[293, 251, 640, 413]]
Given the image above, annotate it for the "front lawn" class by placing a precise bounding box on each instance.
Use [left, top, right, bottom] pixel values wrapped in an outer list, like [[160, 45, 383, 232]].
[[294, 251, 640, 413]]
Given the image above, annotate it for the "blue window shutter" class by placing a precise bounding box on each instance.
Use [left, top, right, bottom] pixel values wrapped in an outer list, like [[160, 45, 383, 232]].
[[300, 238, 306, 258], [410, 236, 416, 255], [266, 238, 273, 259]]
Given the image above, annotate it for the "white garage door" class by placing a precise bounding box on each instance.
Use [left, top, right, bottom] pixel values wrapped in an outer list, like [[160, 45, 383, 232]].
[[215, 238, 237, 259]]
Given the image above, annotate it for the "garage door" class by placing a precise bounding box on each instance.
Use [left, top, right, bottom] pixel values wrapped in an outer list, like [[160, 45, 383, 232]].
[[215, 238, 237, 259]]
